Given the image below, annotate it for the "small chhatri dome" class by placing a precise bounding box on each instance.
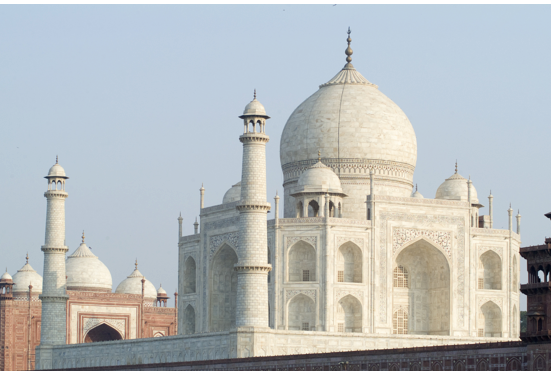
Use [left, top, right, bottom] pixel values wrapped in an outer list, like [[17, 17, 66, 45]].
[[411, 184, 424, 199], [45, 156, 69, 179], [115, 262, 157, 299], [1, 269, 13, 281], [66, 233, 112, 292], [293, 158, 345, 196], [240, 90, 270, 118], [435, 169, 479, 203], [157, 284, 167, 296], [12, 259, 43, 294], [222, 181, 242, 204]]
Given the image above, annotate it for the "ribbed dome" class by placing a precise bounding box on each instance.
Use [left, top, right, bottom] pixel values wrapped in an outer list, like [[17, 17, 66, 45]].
[[435, 173, 479, 203], [115, 267, 157, 299], [222, 182, 241, 204], [46, 163, 68, 178], [280, 64, 417, 175], [66, 242, 112, 292], [241, 97, 268, 117], [293, 161, 344, 195], [12, 262, 42, 294]]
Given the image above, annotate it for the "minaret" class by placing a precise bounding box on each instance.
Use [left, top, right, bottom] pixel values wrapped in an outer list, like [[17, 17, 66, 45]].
[[508, 204, 514, 232], [200, 184, 205, 209], [516, 210, 521, 235], [178, 212, 183, 238], [36, 157, 69, 370], [235, 91, 272, 328], [488, 191, 494, 228]]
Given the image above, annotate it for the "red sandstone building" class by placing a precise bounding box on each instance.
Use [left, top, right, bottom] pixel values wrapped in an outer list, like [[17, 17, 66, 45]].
[[0, 245, 177, 371]]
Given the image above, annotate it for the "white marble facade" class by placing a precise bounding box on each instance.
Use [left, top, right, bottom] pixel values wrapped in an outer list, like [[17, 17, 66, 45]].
[[38, 34, 522, 369]]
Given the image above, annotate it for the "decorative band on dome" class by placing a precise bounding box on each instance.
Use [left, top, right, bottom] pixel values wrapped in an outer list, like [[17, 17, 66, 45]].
[[319, 68, 378, 88]]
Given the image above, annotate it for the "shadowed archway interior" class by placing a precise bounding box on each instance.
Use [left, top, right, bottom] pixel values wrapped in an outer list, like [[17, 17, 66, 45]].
[[84, 323, 123, 343]]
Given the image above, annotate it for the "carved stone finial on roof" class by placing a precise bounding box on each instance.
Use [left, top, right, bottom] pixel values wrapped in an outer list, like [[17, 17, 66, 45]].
[[56, 155, 58, 164], [345, 27, 353, 66], [82, 230, 85, 243], [254, 89, 256, 100], [26, 252, 29, 264], [455, 160, 457, 174], [135, 259, 138, 270]]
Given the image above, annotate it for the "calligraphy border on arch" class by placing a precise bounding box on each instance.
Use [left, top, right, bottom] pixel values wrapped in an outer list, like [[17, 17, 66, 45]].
[[285, 289, 316, 302], [379, 212, 465, 327], [286, 236, 317, 249]]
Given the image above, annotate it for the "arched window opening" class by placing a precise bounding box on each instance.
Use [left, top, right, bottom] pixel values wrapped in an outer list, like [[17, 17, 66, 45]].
[[477, 362, 488, 371], [538, 318, 543, 332], [184, 257, 196, 294], [184, 305, 196, 335], [394, 239, 450, 335], [329, 201, 336, 217], [337, 242, 362, 283], [256, 120, 262, 133], [296, 201, 304, 218], [288, 241, 316, 282], [249, 121, 254, 133], [530, 266, 538, 283], [538, 267, 546, 283], [393, 308, 408, 334], [455, 362, 465, 371], [480, 301, 502, 337], [308, 200, 319, 217], [56, 180, 61, 190], [479, 251, 502, 290], [84, 324, 123, 343], [210, 244, 238, 331], [507, 359, 521, 371], [337, 295, 362, 332], [287, 294, 315, 331], [393, 266, 409, 288]]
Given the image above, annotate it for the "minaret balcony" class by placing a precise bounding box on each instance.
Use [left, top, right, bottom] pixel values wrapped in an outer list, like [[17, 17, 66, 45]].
[[521, 282, 551, 294]]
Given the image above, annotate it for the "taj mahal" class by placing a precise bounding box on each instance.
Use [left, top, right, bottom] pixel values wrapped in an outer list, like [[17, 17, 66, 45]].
[[3, 30, 522, 370]]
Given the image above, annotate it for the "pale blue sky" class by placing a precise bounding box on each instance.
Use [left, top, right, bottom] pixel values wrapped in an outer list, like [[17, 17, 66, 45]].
[[2, 5, 550, 311]]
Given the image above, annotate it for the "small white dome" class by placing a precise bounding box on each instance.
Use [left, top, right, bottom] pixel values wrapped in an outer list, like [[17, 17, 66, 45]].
[[157, 285, 167, 295], [222, 182, 241, 204], [412, 190, 424, 199], [66, 242, 112, 292], [1, 270, 12, 281], [12, 262, 42, 294], [293, 161, 344, 195], [115, 267, 157, 299], [241, 98, 268, 117], [46, 163, 68, 178], [435, 173, 479, 203]]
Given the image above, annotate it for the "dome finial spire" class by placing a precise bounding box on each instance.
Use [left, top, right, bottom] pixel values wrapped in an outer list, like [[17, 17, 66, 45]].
[[318, 150, 321, 162], [135, 258, 138, 270], [254, 89, 256, 100], [81, 230, 85, 244], [56, 155, 58, 164], [345, 27, 353, 67], [26, 252, 28, 264], [455, 160, 458, 174]]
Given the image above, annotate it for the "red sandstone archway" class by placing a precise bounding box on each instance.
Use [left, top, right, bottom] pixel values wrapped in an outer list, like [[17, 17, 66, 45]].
[[84, 323, 123, 343]]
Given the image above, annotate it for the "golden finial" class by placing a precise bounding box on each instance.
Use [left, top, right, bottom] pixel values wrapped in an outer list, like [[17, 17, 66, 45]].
[[82, 231, 85, 243], [318, 150, 321, 162], [26, 253, 29, 264], [455, 160, 457, 174], [254, 89, 256, 100], [56, 155, 58, 164], [135, 259, 138, 270], [345, 27, 353, 65]]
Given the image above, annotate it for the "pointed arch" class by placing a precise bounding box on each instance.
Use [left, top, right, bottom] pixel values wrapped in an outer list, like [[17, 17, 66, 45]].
[[394, 238, 450, 335], [83, 323, 123, 343], [479, 250, 502, 290], [308, 200, 319, 217], [287, 293, 315, 331], [479, 300, 502, 337], [209, 243, 238, 331], [184, 256, 196, 294], [184, 304, 196, 335], [336, 242, 362, 283], [288, 240, 316, 282], [337, 294, 362, 332]]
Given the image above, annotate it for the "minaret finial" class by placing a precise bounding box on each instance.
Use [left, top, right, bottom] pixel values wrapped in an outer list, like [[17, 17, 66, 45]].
[[318, 150, 321, 162], [345, 27, 353, 65], [455, 160, 457, 174], [26, 252, 28, 264], [254, 89, 256, 100], [56, 155, 58, 164], [81, 231, 85, 243], [135, 259, 138, 270]]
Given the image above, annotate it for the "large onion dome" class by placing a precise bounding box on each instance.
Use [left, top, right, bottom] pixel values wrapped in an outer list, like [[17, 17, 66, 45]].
[[66, 236, 112, 292], [280, 30, 417, 218], [115, 263, 157, 300]]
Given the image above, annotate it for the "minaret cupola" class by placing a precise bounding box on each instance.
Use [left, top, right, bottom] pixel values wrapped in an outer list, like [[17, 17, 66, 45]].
[[45, 156, 69, 192], [240, 90, 270, 135]]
